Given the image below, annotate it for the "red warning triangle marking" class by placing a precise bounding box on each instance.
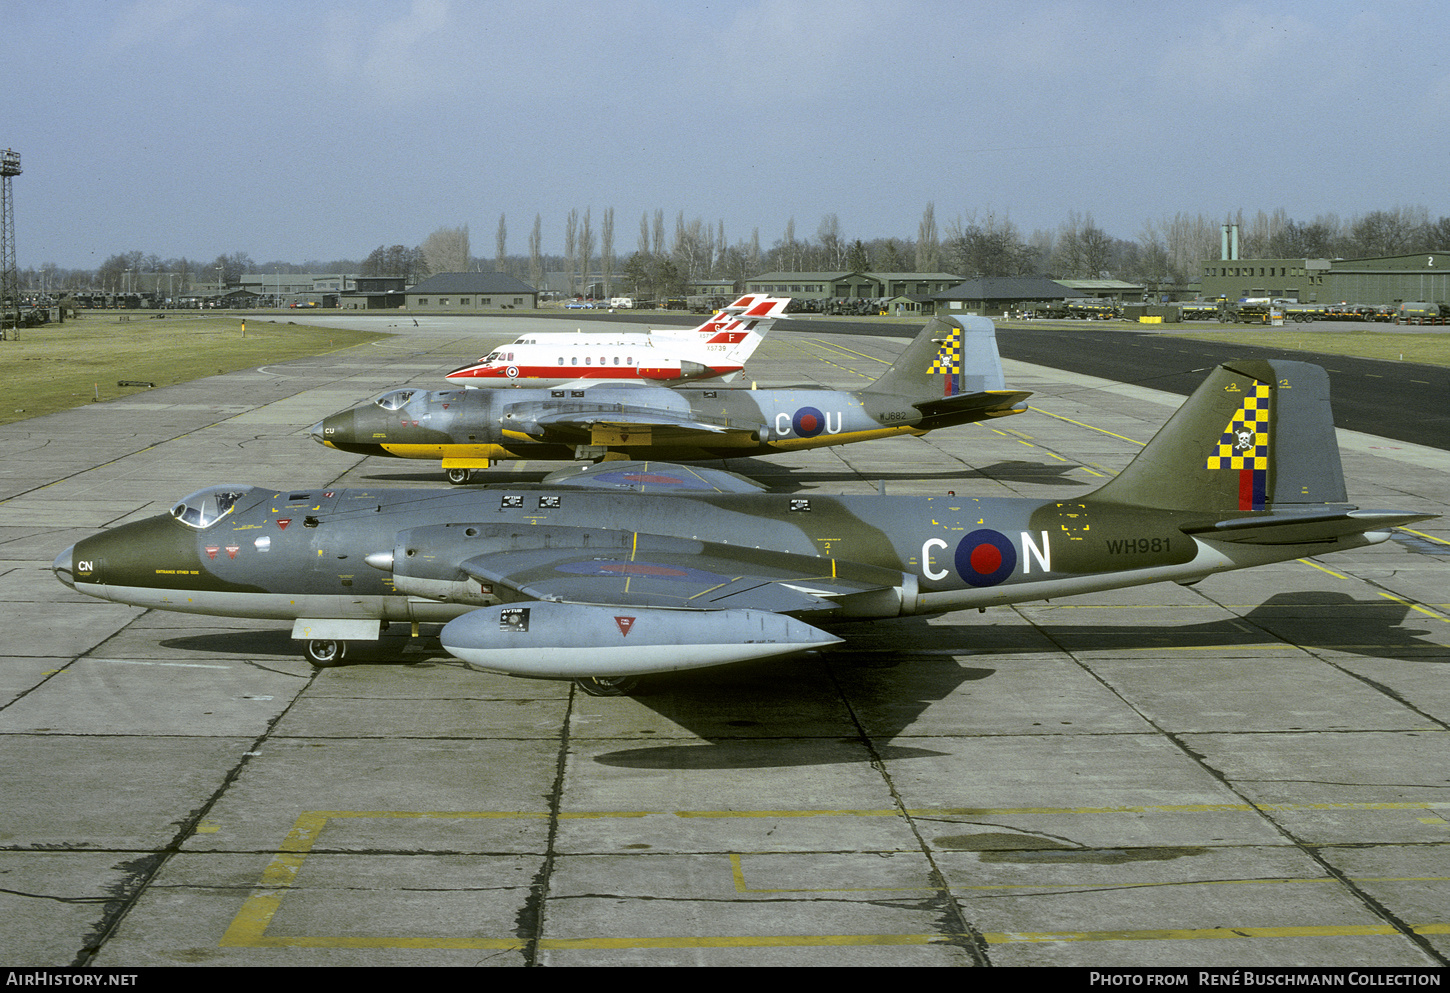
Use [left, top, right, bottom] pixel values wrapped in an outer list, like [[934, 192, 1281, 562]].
[[614, 616, 635, 637]]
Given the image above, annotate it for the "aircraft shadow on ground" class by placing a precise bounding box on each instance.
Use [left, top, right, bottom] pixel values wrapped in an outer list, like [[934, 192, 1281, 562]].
[[159, 593, 1441, 772], [589, 591, 1442, 770]]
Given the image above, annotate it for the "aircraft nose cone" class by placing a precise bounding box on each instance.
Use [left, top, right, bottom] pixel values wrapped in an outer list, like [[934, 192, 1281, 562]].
[[308, 420, 326, 443], [52, 544, 75, 588]]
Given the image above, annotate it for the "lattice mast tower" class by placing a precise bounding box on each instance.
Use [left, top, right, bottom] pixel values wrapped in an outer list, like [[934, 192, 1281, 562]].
[[0, 149, 20, 329]]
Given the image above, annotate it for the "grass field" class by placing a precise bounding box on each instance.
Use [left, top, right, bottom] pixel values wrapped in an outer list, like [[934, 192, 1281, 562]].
[[0, 312, 388, 426], [994, 319, 1450, 368], [1159, 328, 1450, 366]]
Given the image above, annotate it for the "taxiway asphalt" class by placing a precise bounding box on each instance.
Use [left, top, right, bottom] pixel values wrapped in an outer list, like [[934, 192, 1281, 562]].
[[1, 313, 1447, 967]]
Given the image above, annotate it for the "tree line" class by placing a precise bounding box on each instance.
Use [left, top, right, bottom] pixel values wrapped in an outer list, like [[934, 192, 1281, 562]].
[[26, 203, 1450, 299]]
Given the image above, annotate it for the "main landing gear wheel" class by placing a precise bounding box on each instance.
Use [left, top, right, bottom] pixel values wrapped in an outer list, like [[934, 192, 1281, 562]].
[[575, 676, 640, 697], [305, 639, 346, 667], [446, 468, 472, 485]]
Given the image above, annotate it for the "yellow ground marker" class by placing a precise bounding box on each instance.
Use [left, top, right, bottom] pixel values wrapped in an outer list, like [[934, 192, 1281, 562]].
[[218, 806, 1450, 951]]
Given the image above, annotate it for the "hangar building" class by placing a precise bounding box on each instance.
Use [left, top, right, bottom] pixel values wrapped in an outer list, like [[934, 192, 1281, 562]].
[[404, 272, 538, 310], [1198, 253, 1450, 305]]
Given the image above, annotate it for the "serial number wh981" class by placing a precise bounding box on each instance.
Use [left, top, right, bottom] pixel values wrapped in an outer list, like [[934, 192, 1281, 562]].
[[1105, 537, 1172, 555]]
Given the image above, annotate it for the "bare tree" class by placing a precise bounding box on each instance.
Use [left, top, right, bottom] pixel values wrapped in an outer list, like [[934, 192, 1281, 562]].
[[579, 208, 594, 297], [1080, 218, 1114, 277], [777, 217, 797, 272], [945, 213, 1035, 277], [818, 213, 845, 271], [916, 202, 939, 271], [495, 213, 507, 275], [673, 211, 708, 280], [601, 207, 615, 299], [1347, 205, 1430, 257], [1159, 212, 1220, 278], [528, 214, 543, 290], [877, 238, 903, 273], [564, 209, 578, 295], [422, 225, 470, 275], [1424, 215, 1450, 251], [1051, 211, 1112, 278]]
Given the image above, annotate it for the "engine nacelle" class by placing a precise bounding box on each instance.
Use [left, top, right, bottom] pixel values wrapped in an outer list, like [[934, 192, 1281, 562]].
[[439, 601, 841, 677]]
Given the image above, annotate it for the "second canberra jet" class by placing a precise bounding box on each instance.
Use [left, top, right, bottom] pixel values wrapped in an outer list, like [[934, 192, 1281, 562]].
[[311, 315, 1030, 483]]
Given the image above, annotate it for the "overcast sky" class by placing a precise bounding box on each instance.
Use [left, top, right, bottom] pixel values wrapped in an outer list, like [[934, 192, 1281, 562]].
[[5, 0, 1447, 270]]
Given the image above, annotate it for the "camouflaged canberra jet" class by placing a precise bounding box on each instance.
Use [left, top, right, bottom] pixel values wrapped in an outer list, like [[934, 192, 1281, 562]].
[[53, 358, 1432, 695], [309, 315, 1030, 484]]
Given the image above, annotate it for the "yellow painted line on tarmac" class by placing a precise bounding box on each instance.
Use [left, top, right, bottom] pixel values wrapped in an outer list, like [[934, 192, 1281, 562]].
[[1378, 591, 1450, 623], [1028, 406, 1146, 447], [681, 800, 1450, 818], [1400, 527, 1449, 547], [1299, 558, 1352, 580], [771, 336, 884, 382], [984, 923, 1450, 944], [542, 933, 946, 949], [220, 806, 1450, 951], [804, 338, 894, 366]]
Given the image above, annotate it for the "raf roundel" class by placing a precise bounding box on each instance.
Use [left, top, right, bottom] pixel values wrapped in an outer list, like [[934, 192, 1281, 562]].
[[954, 528, 1017, 587], [792, 406, 826, 437]]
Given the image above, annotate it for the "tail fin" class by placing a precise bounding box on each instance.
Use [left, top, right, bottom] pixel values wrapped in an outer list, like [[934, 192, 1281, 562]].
[[711, 296, 790, 367], [665, 296, 790, 379], [866, 315, 1007, 398], [1093, 360, 1347, 512], [659, 295, 787, 340]]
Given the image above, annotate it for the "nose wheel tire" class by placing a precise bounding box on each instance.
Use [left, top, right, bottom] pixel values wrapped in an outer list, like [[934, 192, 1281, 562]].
[[305, 639, 346, 667], [446, 468, 472, 485]]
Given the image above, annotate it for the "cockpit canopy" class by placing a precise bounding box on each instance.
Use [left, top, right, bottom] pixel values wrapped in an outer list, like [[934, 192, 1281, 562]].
[[170, 485, 254, 530], [374, 389, 417, 410]]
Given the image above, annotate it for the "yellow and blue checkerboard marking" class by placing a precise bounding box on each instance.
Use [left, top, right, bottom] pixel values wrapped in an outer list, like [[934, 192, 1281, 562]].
[[928, 326, 963, 396], [1206, 382, 1271, 509]]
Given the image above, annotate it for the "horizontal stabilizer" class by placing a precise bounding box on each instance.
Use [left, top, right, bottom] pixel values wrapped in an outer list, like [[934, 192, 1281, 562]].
[[1186, 508, 1437, 545], [440, 602, 841, 677], [912, 389, 1032, 428]]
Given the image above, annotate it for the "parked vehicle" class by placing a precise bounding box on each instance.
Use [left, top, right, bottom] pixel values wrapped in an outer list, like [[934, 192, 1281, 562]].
[[1395, 302, 1445, 325]]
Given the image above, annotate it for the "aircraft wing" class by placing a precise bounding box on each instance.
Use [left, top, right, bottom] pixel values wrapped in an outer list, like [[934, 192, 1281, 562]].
[[452, 529, 898, 612], [382, 523, 909, 678], [501, 404, 762, 448], [911, 389, 1033, 429]]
